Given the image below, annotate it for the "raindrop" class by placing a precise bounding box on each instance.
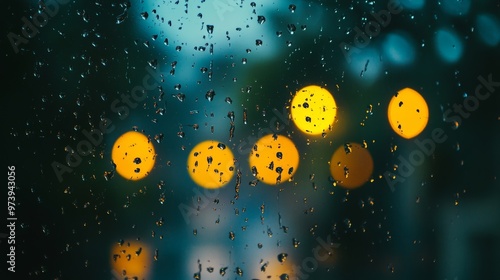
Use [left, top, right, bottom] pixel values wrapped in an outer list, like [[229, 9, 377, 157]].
[[289, 4, 296, 13], [261, 262, 268, 272], [148, 59, 157, 69], [173, 93, 185, 102], [205, 89, 216, 101], [344, 143, 352, 154], [206, 24, 214, 34], [217, 143, 226, 150], [140, 12, 148, 20], [235, 267, 243, 276], [220, 267, 228, 276], [268, 161, 274, 170], [251, 166, 258, 176], [257, 15, 266, 24], [277, 253, 288, 263], [280, 274, 290, 280]]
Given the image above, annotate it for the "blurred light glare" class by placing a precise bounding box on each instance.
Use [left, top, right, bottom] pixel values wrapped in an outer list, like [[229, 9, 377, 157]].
[[435, 29, 463, 63], [440, 0, 471, 16], [382, 33, 416, 66], [476, 14, 500, 46]]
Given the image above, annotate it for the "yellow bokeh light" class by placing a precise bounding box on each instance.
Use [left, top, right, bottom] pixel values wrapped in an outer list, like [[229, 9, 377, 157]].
[[111, 131, 156, 180], [249, 134, 299, 185], [329, 142, 374, 189], [387, 87, 429, 139], [291, 85, 337, 135], [110, 240, 151, 279], [187, 140, 235, 189]]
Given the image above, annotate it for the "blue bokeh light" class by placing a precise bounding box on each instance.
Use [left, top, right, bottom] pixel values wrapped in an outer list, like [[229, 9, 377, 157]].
[[435, 29, 463, 63], [382, 32, 416, 66]]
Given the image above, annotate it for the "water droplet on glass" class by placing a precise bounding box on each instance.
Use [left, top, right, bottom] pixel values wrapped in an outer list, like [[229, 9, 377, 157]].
[[206, 24, 214, 34], [277, 253, 288, 263], [257, 15, 266, 24]]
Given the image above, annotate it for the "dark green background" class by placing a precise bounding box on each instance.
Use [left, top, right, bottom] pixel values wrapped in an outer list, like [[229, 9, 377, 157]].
[[2, 0, 499, 279]]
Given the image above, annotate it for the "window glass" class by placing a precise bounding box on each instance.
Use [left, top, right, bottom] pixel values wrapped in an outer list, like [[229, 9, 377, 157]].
[[4, 0, 500, 279]]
